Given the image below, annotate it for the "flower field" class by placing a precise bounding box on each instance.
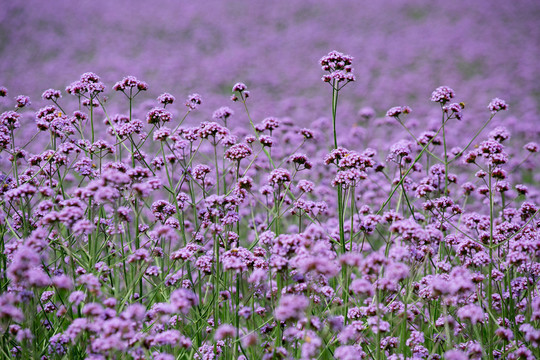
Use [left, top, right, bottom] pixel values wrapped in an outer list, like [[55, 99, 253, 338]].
[[0, 1, 539, 359]]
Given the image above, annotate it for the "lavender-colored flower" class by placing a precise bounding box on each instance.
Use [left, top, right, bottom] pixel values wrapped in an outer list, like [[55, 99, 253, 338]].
[[185, 93, 202, 110], [430, 86, 455, 103], [232, 82, 247, 92], [289, 153, 312, 170], [15, 95, 31, 108], [296, 255, 339, 278], [153, 126, 171, 141], [335, 345, 366, 360], [332, 169, 366, 188], [386, 106, 411, 118], [488, 97, 508, 113], [68, 290, 86, 305], [48, 333, 69, 355], [442, 102, 464, 120], [275, 294, 309, 322], [214, 324, 236, 340], [42, 89, 62, 100], [198, 121, 229, 139], [152, 200, 176, 222], [222, 247, 255, 272], [153, 353, 175, 360], [127, 248, 151, 263], [66, 72, 105, 95], [146, 107, 172, 124], [151, 330, 183, 346], [444, 350, 468, 360], [157, 92, 175, 105], [299, 128, 315, 139], [457, 304, 484, 325], [297, 179, 315, 193], [170, 288, 198, 314], [301, 330, 322, 359], [212, 106, 234, 122], [267, 168, 291, 187], [524, 142, 538, 153], [225, 143, 252, 161], [1, 111, 21, 130], [259, 134, 273, 147], [113, 75, 148, 92], [262, 117, 280, 131], [320, 50, 355, 86]]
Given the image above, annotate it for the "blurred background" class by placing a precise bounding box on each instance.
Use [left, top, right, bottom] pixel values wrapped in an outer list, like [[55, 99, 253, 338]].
[[1, 0, 539, 138]]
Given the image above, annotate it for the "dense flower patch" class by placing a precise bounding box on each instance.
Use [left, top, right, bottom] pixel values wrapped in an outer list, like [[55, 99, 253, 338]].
[[0, 49, 538, 360]]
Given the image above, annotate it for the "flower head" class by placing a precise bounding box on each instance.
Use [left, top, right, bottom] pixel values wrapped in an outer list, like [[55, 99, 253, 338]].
[[320, 51, 355, 88], [430, 86, 455, 104], [386, 106, 412, 118], [113, 75, 148, 92], [488, 98, 508, 114]]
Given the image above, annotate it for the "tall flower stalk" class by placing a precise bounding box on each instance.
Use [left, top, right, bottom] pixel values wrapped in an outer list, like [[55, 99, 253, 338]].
[[320, 50, 355, 320]]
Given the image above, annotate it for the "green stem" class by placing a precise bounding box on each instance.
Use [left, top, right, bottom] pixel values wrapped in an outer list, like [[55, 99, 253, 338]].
[[441, 111, 449, 195], [487, 165, 495, 360], [332, 81, 339, 149]]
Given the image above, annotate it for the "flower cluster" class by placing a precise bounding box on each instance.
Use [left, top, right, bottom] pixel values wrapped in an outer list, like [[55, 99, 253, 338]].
[[320, 50, 356, 88], [0, 51, 537, 360]]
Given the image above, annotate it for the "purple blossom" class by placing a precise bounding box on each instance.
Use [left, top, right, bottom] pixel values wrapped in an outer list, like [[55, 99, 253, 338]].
[[275, 295, 309, 322], [457, 304, 485, 325], [430, 86, 455, 103], [488, 97, 508, 113], [386, 105, 412, 118]]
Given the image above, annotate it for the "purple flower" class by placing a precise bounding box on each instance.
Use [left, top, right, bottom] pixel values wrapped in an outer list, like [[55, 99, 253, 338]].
[[262, 117, 280, 131], [68, 291, 86, 305], [225, 143, 252, 161], [259, 134, 273, 147], [232, 82, 247, 92], [430, 86, 455, 103], [42, 89, 62, 100], [297, 179, 315, 193], [214, 324, 236, 340], [153, 353, 175, 360], [212, 106, 234, 122], [320, 51, 355, 86], [153, 126, 171, 141], [444, 350, 468, 360], [222, 247, 255, 272], [301, 330, 321, 359], [170, 288, 198, 314], [198, 121, 229, 139], [66, 72, 105, 95], [185, 93, 202, 110], [146, 107, 172, 124], [332, 169, 367, 188], [7, 246, 41, 284], [48, 333, 69, 355], [524, 142, 538, 153], [113, 75, 148, 92], [157, 92, 175, 105], [0, 293, 24, 323], [442, 102, 464, 120], [457, 304, 485, 325], [267, 168, 292, 187], [1, 111, 21, 130], [151, 330, 183, 346], [488, 97, 508, 113], [275, 294, 309, 322], [386, 105, 412, 118], [151, 200, 176, 222], [15, 95, 31, 108]]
